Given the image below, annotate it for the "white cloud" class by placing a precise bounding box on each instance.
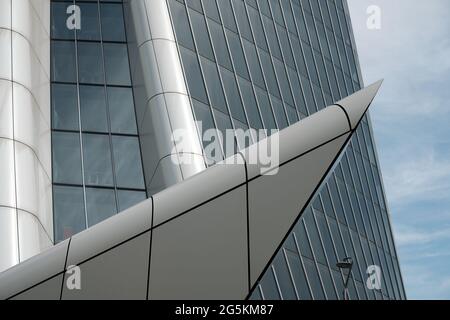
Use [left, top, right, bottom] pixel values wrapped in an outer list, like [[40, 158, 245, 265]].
[[395, 225, 450, 247], [401, 264, 450, 299], [383, 149, 450, 205], [348, 0, 450, 300]]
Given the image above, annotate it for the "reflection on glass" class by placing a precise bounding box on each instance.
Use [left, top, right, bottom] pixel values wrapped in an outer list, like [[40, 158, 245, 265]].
[[117, 190, 147, 212], [103, 43, 131, 86], [112, 136, 145, 189], [101, 3, 126, 42], [80, 85, 108, 133], [82, 134, 114, 187], [108, 87, 137, 135], [52, 84, 78, 131], [53, 185, 85, 242], [51, 41, 77, 82], [78, 42, 104, 84], [52, 132, 82, 185], [77, 3, 101, 41], [86, 188, 117, 227]]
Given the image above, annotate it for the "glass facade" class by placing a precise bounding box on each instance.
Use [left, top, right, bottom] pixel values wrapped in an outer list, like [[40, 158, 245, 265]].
[[50, 0, 146, 243], [167, 0, 405, 300]]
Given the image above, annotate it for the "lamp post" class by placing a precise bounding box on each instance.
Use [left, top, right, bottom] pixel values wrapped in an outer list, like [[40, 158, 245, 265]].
[[336, 257, 353, 300]]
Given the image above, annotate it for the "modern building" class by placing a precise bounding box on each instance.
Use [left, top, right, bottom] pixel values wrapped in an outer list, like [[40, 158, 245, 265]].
[[0, 0, 405, 300]]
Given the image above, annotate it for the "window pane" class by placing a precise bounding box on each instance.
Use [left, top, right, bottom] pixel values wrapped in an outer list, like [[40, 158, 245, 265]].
[[220, 67, 247, 124], [259, 50, 281, 98], [189, 9, 214, 60], [315, 211, 338, 269], [108, 87, 137, 135], [260, 267, 281, 299], [200, 57, 227, 113], [273, 251, 297, 299], [52, 84, 78, 131], [233, 0, 252, 41], [217, 0, 237, 32], [52, 132, 82, 185], [293, 219, 314, 259], [255, 87, 276, 130], [101, 3, 126, 42], [52, 41, 77, 83], [213, 108, 235, 158], [77, 3, 101, 41], [180, 47, 208, 104], [208, 19, 233, 70], [168, 0, 195, 50], [242, 39, 265, 89], [82, 134, 114, 186], [104, 43, 131, 86], [286, 251, 312, 300], [238, 77, 263, 130], [53, 186, 85, 243], [303, 208, 327, 265], [117, 190, 147, 212], [192, 99, 222, 161], [86, 188, 117, 227], [80, 85, 108, 133], [303, 258, 325, 300], [226, 30, 250, 80], [273, 58, 294, 106], [112, 136, 145, 189], [78, 42, 104, 84], [247, 6, 268, 51], [318, 263, 337, 300], [270, 96, 288, 129], [204, 0, 220, 21]]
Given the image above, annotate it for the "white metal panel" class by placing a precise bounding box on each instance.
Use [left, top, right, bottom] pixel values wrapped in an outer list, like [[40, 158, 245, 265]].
[[0, 239, 69, 300], [149, 186, 248, 300], [62, 232, 151, 300]]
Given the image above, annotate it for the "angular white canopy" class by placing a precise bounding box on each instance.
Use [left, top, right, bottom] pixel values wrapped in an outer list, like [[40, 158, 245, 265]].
[[0, 81, 382, 300]]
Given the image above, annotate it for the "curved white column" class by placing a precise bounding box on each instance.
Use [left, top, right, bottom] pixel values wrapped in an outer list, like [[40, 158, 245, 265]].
[[0, 0, 52, 273], [123, 0, 206, 195]]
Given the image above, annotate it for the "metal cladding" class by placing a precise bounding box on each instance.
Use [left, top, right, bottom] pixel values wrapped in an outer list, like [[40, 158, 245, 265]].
[[0, 0, 53, 273]]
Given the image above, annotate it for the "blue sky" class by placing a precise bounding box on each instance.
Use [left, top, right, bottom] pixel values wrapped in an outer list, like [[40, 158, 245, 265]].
[[347, 0, 450, 299]]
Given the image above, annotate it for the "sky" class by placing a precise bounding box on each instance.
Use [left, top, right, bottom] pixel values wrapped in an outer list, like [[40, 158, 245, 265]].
[[347, 0, 450, 299]]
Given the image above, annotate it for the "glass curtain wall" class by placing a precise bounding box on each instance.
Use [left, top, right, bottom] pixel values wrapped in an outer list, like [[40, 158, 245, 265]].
[[50, 0, 146, 243], [167, 0, 405, 300]]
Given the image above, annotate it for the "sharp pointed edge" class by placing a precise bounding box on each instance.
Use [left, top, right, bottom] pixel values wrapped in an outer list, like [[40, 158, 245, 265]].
[[335, 79, 383, 130]]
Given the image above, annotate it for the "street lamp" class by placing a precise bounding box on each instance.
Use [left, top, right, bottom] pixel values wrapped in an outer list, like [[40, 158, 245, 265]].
[[336, 257, 353, 300]]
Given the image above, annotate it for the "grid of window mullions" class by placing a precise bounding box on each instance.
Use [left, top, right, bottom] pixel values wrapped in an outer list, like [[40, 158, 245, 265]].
[[273, 0, 403, 300], [50, 0, 147, 242], [251, 1, 302, 123], [170, 0, 405, 300], [266, 0, 400, 300], [337, 151, 399, 299], [314, 0, 405, 299], [239, 1, 303, 126], [172, 2, 245, 159], [316, 179, 376, 299], [180, 0, 289, 153], [258, 0, 323, 116], [346, 145, 403, 299], [185, 0, 256, 153]]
